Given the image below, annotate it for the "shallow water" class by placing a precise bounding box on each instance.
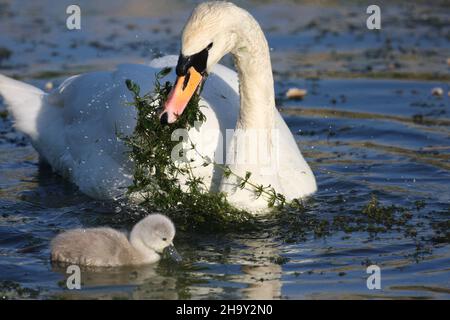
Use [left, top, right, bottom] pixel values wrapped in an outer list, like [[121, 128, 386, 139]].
[[0, 0, 449, 299]]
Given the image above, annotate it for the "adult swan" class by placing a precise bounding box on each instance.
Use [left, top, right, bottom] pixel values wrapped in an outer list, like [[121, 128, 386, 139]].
[[0, 2, 316, 213]]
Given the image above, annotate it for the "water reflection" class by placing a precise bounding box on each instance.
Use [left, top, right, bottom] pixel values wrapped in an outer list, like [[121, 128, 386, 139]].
[[51, 263, 181, 299], [237, 237, 282, 299]]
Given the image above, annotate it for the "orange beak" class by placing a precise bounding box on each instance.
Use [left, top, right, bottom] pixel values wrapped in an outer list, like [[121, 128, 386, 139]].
[[160, 66, 203, 124]]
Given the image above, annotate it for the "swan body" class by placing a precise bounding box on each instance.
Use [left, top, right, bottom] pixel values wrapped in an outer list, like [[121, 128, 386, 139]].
[[0, 59, 239, 200], [0, 1, 316, 213], [50, 214, 180, 267]]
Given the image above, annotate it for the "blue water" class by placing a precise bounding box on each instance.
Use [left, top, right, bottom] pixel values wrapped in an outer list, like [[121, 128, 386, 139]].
[[0, 0, 449, 299]]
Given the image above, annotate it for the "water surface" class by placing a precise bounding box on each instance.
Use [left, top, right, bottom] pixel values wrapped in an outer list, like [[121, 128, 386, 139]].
[[0, 0, 449, 299]]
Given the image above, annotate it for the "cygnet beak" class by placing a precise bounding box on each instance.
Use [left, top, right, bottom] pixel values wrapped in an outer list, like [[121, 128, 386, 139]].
[[163, 244, 182, 263]]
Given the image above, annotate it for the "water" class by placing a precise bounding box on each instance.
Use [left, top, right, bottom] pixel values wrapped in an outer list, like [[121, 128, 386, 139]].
[[0, 0, 449, 299]]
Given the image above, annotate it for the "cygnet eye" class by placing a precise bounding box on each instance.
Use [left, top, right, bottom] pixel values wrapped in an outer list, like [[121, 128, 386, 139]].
[[162, 237, 167, 241]]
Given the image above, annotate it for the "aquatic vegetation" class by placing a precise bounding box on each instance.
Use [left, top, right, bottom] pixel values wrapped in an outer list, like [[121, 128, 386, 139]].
[[0, 280, 39, 300], [122, 69, 254, 230], [121, 70, 437, 246], [432, 220, 450, 244], [362, 194, 398, 227], [270, 256, 290, 265], [122, 68, 307, 231]]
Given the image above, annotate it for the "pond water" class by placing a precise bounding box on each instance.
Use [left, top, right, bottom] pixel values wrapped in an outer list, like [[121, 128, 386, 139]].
[[0, 0, 449, 299]]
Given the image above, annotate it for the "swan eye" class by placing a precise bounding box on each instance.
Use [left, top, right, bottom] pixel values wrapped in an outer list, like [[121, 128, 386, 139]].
[[162, 237, 167, 241], [206, 42, 213, 50]]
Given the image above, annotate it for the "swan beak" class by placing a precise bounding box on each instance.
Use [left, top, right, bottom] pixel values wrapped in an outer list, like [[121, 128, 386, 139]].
[[163, 244, 183, 263], [160, 66, 203, 124]]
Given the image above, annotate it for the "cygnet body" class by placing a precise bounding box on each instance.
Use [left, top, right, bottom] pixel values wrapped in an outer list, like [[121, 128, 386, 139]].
[[51, 214, 181, 267]]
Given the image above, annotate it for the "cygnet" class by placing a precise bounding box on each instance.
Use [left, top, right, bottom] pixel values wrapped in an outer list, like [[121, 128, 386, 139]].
[[51, 214, 181, 267]]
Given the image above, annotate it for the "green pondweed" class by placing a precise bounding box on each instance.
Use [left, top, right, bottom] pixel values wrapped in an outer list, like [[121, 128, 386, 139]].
[[121, 68, 308, 230], [121, 68, 250, 230]]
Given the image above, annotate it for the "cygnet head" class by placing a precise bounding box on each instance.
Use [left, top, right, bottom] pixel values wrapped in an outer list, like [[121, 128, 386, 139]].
[[130, 214, 181, 262]]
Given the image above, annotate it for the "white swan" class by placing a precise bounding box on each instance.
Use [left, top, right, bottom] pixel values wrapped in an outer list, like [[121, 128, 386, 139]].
[[0, 1, 316, 213], [51, 214, 181, 267]]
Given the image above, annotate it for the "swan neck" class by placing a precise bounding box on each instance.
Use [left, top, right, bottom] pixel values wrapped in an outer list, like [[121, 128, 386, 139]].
[[231, 15, 275, 130]]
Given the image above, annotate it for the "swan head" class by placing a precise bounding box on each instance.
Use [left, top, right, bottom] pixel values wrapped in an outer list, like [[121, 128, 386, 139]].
[[160, 1, 243, 124], [129, 214, 181, 262]]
